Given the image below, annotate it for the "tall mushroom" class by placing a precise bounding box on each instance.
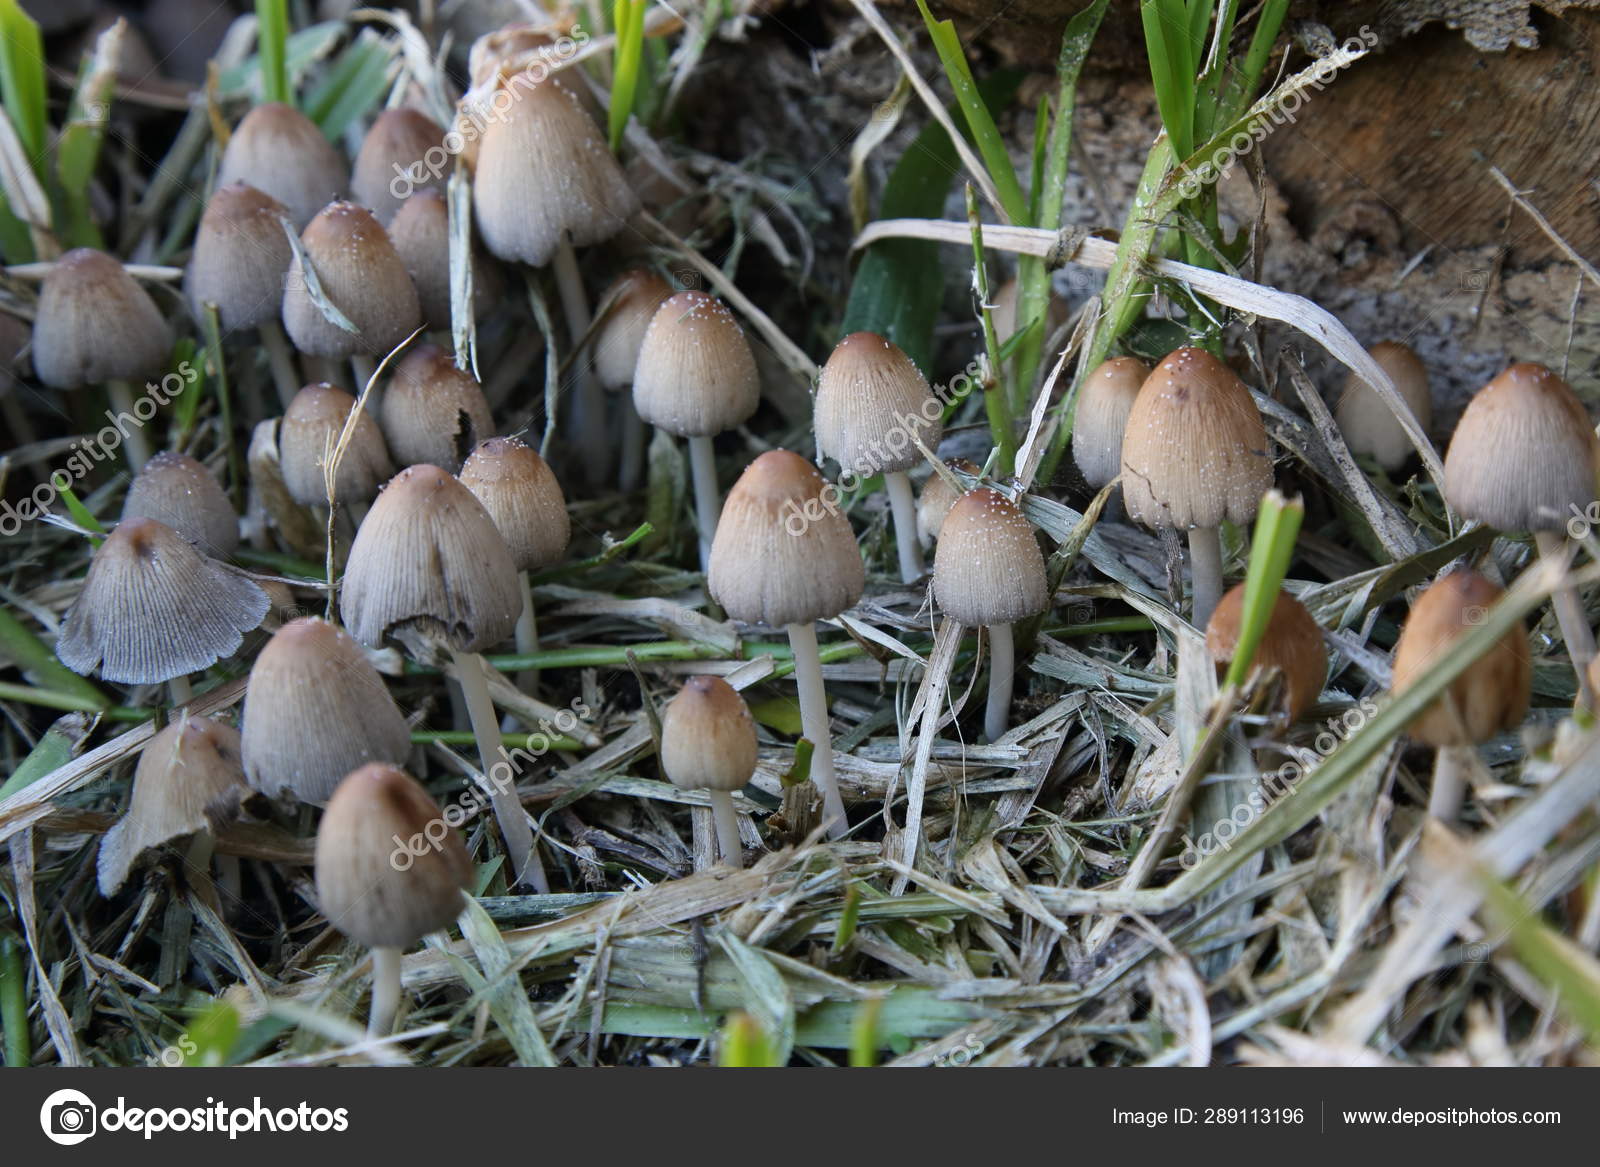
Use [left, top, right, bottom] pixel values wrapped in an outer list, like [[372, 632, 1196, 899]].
[[592, 268, 674, 491], [217, 102, 347, 229], [380, 344, 494, 473], [661, 676, 758, 868], [1334, 341, 1432, 473], [121, 451, 238, 559]]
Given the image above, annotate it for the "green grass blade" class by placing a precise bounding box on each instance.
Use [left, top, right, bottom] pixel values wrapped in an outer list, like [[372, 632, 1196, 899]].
[[254, 0, 290, 105], [608, 0, 648, 151], [0, 0, 46, 168], [1480, 873, 1600, 1042], [1222, 490, 1303, 689], [1140, 0, 1194, 159], [0, 713, 87, 800], [302, 31, 394, 141], [967, 184, 1016, 475], [0, 931, 27, 1066], [55, 25, 122, 249], [0, 605, 107, 707]]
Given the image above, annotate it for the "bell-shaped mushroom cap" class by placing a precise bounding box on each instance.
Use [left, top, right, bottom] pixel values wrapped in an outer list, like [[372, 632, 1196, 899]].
[[380, 344, 494, 473], [340, 464, 521, 654], [217, 102, 348, 228], [707, 450, 864, 628], [279, 383, 395, 508], [242, 617, 413, 804], [632, 291, 761, 437], [282, 201, 422, 360], [1204, 584, 1328, 721], [917, 458, 979, 545], [31, 249, 172, 389], [592, 268, 673, 390], [97, 715, 248, 895], [1334, 341, 1432, 473], [932, 488, 1049, 627], [387, 189, 499, 330], [814, 332, 943, 477], [315, 763, 472, 950], [186, 182, 294, 332], [1072, 356, 1150, 489], [458, 437, 570, 572], [121, 451, 238, 557], [351, 108, 447, 224], [473, 70, 640, 266], [57, 518, 269, 684], [1391, 570, 1531, 748], [990, 275, 1068, 343], [660, 675, 758, 793], [1443, 362, 1599, 532], [1120, 347, 1272, 531]]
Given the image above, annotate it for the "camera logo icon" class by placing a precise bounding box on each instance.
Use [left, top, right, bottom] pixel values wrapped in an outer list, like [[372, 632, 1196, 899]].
[[40, 1089, 97, 1146]]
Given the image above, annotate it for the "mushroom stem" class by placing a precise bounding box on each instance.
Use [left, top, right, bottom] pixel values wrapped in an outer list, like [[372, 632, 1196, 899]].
[[687, 434, 720, 573], [106, 379, 152, 470], [448, 644, 547, 892], [259, 319, 300, 409], [552, 238, 608, 482], [1188, 525, 1224, 628], [786, 620, 848, 839], [884, 470, 925, 583], [983, 622, 1014, 744], [708, 789, 743, 868], [168, 676, 192, 707], [619, 398, 645, 492], [1429, 744, 1472, 822], [367, 946, 402, 1038], [514, 569, 540, 692], [1534, 530, 1596, 711], [350, 353, 377, 404]]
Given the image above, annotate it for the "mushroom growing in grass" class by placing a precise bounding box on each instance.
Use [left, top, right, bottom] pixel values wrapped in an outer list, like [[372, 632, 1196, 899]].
[[1443, 362, 1599, 708], [708, 450, 865, 838], [217, 102, 348, 229], [1121, 347, 1273, 628], [388, 189, 499, 332], [633, 291, 761, 570], [1390, 570, 1531, 822], [1334, 341, 1431, 473], [592, 268, 674, 492], [31, 248, 173, 470], [315, 763, 472, 1037], [917, 458, 979, 549], [121, 451, 238, 558], [1072, 356, 1150, 505], [351, 108, 447, 224], [661, 676, 758, 868], [932, 488, 1049, 743], [1204, 584, 1328, 722], [279, 383, 395, 520], [380, 344, 494, 473], [814, 332, 943, 584], [339, 465, 538, 888]]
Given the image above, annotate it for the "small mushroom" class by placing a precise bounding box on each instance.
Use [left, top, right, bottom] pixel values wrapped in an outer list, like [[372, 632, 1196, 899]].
[[387, 189, 499, 331], [1334, 341, 1431, 473], [1204, 584, 1327, 722], [351, 108, 448, 224], [279, 382, 395, 518], [592, 268, 674, 492], [660, 676, 758, 868], [380, 344, 494, 473], [217, 102, 348, 229], [916, 458, 979, 548], [1071, 356, 1150, 504], [121, 451, 238, 558]]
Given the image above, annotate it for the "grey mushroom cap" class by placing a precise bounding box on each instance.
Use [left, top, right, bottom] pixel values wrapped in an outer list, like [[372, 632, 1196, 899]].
[[814, 331, 943, 477], [458, 436, 571, 572], [351, 108, 448, 224], [32, 249, 172, 389], [282, 201, 421, 360], [186, 182, 294, 332], [932, 488, 1049, 627], [1072, 356, 1149, 489], [1334, 341, 1432, 473], [632, 291, 761, 437], [380, 345, 495, 473], [217, 102, 348, 228], [592, 268, 674, 390], [279, 383, 395, 508], [121, 451, 239, 557], [387, 189, 500, 330]]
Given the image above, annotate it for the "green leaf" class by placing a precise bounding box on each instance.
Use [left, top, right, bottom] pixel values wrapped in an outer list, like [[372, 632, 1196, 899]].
[[0, 606, 107, 708], [1222, 490, 1305, 690], [1480, 873, 1600, 1043], [254, 0, 291, 105], [0, 931, 27, 1067], [608, 0, 648, 152], [748, 695, 804, 736], [0, 713, 90, 801], [0, 0, 46, 168], [302, 31, 395, 142]]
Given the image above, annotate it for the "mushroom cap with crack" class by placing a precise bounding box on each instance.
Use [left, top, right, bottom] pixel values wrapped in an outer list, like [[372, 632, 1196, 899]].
[[932, 488, 1049, 627], [379, 345, 494, 473]]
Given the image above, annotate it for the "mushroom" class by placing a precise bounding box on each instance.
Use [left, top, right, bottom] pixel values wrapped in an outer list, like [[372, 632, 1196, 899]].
[[379, 344, 494, 473], [217, 102, 348, 229], [633, 291, 761, 570], [708, 450, 864, 837], [660, 676, 758, 868], [1121, 347, 1273, 627], [989, 274, 1068, 350], [592, 268, 674, 492], [387, 189, 499, 331], [916, 458, 979, 548], [1334, 340, 1431, 473], [121, 451, 238, 558], [814, 332, 943, 583], [279, 382, 395, 520], [315, 763, 472, 1036], [1443, 362, 1598, 708], [1204, 584, 1327, 722], [932, 488, 1049, 742], [1390, 569, 1531, 821], [351, 108, 447, 224], [1071, 356, 1150, 507], [241, 617, 413, 804]]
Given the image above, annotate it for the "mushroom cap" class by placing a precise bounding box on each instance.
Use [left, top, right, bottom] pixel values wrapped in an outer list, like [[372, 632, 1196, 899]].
[[351, 108, 447, 224], [120, 451, 239, 557], [917, 458, 979, 545], [387, 189, 500, 330], [707, 450, 864, 628], [1204, 584, 1328, 721], [186, 182, 294, 331], [472, 69, 640, 266], [217, 102, 348, 228], [592, 268, 674, 390], [282, 201, 421, 359], [1120, 347, 1272, 530], [340, 464, 522, 654], [631, 291, 761, 437], [57, 517, 269, 684], [315, 763, 472, 950], [1443, 362, 1599, 532], [660, 676, 758, 793], [814, 331, 943, 476], [932, 488, 1049, 627], [1072, 356, 1150, 489], [279, 383, 395, 508], [1390, 569, 1531, 748], [1334, 341, 1432, 473], [989, 275, 1068, 343], [242, 617, 414, 804], [380, 344, 495, 473], [458, 437, 570, 572], [97, 715, 248, 895], [32, 249, 172, 388]]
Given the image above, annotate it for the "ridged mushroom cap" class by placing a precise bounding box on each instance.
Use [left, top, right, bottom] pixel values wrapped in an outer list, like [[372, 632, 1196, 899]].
[[707, 450, 864, 628], [1072, 356, 1150, 489], [592, 268, 673, 390], [32, 249, 172, 388], [932, 488, 1049, 627], [217, 102, 348, 228], [387, 189, 499, 330], [315, 764, 472, 949], [186, 182, 294, 331], [1334, 341, 1432, 472], [380, 344, 494, 473], [814, 332, 943, 476], [279, 383, 395, 508], [242, 617, 413, 804], [458, 437, 570, 572], [351, 108, 447, 224], [56, 518, 269, 684], [1391, 569, 1531, 747], [632, 291, 761, 437], [1443, 362, 1599, 532], [120, 451, 238, 557], [1120, 347, 1272, 530], [917, 459, 979, 545], [340, 464, 521, 654], [660, 676, 758, 793], [282, 201, 421, 359], [1204, 584, 1328, 721]]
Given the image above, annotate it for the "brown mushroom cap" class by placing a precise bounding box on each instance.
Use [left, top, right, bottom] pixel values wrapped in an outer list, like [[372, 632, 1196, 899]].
[[917, 459, 979, 545], [592, 268, 674, 390], [1334, 341, 1432, 473], [631, 291, 761, 437], [279, 383, 395, 508], [351, 108, 447, 224], [707, 450, 864, 627], [660, 675, 759, 793], [458, 437, 570, 572], [315, 763, 472, 950], [932, 488, 1049, 627], [380, 344, 495, 473], [1072, 356, 1150, 489], [217, 102, 348, 228], [121, 451, 238, 557], [1443, 362, 1599, 532], [990, 275, 1068, 343], [814, 331, 943, 477], [1120, 347, 1272, 530], [1390, 569, 1531, 748], [32, 249, 172, 389], [186, 182, 294, 332], [1204, 584, 1328, 721], [387, 189, 499, 330], [282, 201, 421, 359]]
